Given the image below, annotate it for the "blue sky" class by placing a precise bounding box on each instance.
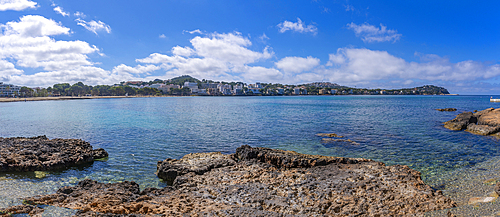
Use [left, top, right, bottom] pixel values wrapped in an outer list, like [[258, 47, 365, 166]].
[[1, 0, 499, 94]]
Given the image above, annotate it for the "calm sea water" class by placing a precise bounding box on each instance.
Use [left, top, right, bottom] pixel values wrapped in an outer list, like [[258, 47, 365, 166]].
[[1, 95, 499, 210]]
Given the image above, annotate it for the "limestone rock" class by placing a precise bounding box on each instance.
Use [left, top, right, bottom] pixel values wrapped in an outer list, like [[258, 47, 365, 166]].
[[0, 136, 108, 172], [444, 112, 474, 131], [6, 146, 457, 216], [436, 108, 457, 112], [156, 152, 235, 184], [444, 108, 500, 136]]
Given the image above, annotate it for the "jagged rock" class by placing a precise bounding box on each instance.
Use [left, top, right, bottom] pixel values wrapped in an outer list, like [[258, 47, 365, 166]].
[[444, 108, 500, 136], [436, 108, 457, 112], [0, 204, 44, 216], [0, 136, 108, 172], [156, 152, 235, 184], [8, 145, 456, 216], [444, 112, 474, 130], [466, 123, 500, 136]]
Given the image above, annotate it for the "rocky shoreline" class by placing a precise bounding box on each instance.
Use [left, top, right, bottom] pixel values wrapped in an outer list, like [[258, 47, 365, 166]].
[[0, 136, 108, 172], [444, 108, 500, 136], [2, 143, 456, 216]]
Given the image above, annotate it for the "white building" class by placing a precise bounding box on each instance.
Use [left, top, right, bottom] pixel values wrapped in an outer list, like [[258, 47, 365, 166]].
[[183, 82, 199, 93], [218, 84, 232, 95], [293, 88, 301, 95], [233, 84, 243, 95], [0, 82, 20, 97]]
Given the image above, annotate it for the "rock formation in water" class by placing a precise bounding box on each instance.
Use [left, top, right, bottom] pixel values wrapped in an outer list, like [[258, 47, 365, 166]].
[[436, 108, 457, 112], [0, 136, 108, 172], [6, 145, 456, 216], [444, 108, 500, 136]]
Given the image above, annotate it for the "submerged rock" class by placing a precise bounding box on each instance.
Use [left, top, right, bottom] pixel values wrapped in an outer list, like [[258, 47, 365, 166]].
[[0, 136, 108, 172], [444, 108, 500, 136], [436, 108, 457, 112], [8, 145, 456, 216]]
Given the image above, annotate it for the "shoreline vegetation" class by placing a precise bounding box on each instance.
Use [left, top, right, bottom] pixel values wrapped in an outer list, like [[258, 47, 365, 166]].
[[1, 75, 452, 100]]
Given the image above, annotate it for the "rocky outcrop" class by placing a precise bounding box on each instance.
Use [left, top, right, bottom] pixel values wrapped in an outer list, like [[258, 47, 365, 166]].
[[0, 204, 44, 217], [8, 145, 456, 216], [444, 108, 500, 136], [0, 136, 108, 172], [436, 108, 457, 112]]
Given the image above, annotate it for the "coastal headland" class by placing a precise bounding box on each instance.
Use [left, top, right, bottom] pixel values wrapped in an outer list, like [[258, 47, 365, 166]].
[[1, 139, 456, 216]]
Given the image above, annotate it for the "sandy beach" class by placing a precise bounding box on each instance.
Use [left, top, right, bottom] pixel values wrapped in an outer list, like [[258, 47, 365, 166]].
[[0, 95, 172, 103]]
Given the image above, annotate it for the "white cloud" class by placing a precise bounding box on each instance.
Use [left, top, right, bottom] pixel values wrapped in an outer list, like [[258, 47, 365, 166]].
[[0, 16, 97, 72], [137, 32, 273, 81], [0, 15, 132, 87], [242, 66, 283, 83], [8, 66, 135, 87], [159, 34, 166, 39], [275, 56, 320, 73], [0, 0, 37, 11], [76, 18, 111, 35], [347, 23, 401, 43], [277, 18, 317, 35], [345, 5, 355, 11], [74, 11, 86, 18], [53, 6, 69, 17], [320, 48, 500, 86], [171, 46, 194, 57], [1, 15, 70, 37], [184, 29, 202, 34], [112, 64, 160, 75], [259, 33, 269, 41]]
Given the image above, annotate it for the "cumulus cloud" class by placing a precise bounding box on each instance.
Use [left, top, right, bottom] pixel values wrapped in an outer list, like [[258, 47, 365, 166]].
[[0, 16, 97, 71], [137, 32, 274, 81], [275, 56, 320, 73], [112, 64, 160, 75], [159, 34, 166, 38], [320, 48, 500, 86], [76, 18, 111, 35], [347, 23, 401, 43], [277, 18, 317, 35], [0, 15, 135, 87], [0, 0, 37, 11], [53, 6, 69, 17]]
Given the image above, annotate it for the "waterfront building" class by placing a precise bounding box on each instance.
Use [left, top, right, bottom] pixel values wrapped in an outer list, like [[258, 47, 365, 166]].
[[0, 82, 20, 97], [233, 84, 243, 95], [277, 88, 284, 95], [183, 82, 199, 93], [218, 84, 232, 95], [293, 88, 301, 95]]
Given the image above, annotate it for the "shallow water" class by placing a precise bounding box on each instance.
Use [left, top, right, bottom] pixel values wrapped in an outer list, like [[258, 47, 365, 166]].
[[1, 95, 499, 211]]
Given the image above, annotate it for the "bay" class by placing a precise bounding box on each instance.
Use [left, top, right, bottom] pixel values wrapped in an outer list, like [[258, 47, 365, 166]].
[[1, 95, 499, 210]]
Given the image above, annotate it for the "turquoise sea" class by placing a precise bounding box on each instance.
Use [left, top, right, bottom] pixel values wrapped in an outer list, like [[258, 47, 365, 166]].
[[1, 95, 500, 212]]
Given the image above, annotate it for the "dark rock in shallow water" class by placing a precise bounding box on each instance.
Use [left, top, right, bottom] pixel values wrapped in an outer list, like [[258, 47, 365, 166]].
[[7, 145, 456, 216], [444, 108, 500, 136], [444, 112, 474, 130], [0, 204, 44, 216], [436, 108, 457, 112], [0, 136, 108, 172]]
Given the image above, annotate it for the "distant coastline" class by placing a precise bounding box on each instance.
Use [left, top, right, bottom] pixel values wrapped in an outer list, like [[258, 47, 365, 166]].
[[0, 95, 174, 103]]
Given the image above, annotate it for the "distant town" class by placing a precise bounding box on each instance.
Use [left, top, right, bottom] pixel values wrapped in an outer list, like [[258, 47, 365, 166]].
[[0, 75, 451, 98]]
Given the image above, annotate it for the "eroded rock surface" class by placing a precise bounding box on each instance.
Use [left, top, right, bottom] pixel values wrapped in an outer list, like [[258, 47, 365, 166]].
[[0, 136, 108, 172], [444, 108, 500, 136], [7, 145, 456, 216], [436, 108, 457, 112]]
